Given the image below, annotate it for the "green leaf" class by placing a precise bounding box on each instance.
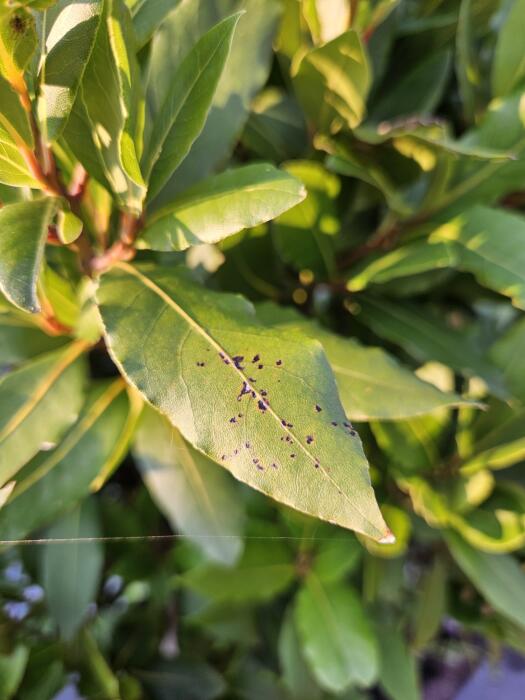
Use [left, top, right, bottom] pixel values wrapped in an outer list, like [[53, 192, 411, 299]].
[[40, 498, 104, 640], [0, 6, 36, 87], [0, 310, 66, 366], [0, 73, 33, 149], [294, 576, 379, 692], [279, 609, 323, 700], [0, 342, 86, 486], [241, 87, 308, 162], [292, 29, 370, 133], [146, 0, 281, 205], [357, 297, 507, 397], [376, 622, 420, 700], [133, 405, 244, 565], [460, 408, 525, 474], [181, 540, 295, 604], [272, 160, 340, 276], [429, 206, 525, 311], [257, 302, 471, 420], [412, 556, 447, 650], [491, 316, 525, 403], [56, 208, 82, 244], [0, 380, 136, 540], [311, 534, 362, 584], [346, 241, 459, 292], [37, 0, 102, 142], [138, 163, 306, 252], [96, 263, 391, 540], [369, 50, 452, 123], [0, 199, 56, 312], [142, 12, 241, 201], [0, 123, 40, 187], [0, 646, 29, 700], [446, 529, 525, 630], [66, 0, 145, 212], [359, 504, 411, 559], [456, 0, 481, 122], [491, 0, 525, 97], [131, 0, 181, 48]]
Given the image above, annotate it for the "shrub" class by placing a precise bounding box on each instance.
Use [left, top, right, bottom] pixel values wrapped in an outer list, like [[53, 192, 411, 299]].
[[0, 0, 524, 697]]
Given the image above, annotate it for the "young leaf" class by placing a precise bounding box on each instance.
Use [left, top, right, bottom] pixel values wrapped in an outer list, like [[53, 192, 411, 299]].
[[146, 0, 281, 205], [37, 0, 102, 142], [39, 498, 103, 640], [138, 164, 305, 252], [133, 405, 244, 565], [446, 530, 525, 630], [294, 576, 379, 692], [0, 199, 56, 313], [142, 12, 241, 201], [96, 263, 391, 541], [0, 381, 135, 541], [292, 29, 370, 133], [65, 0, 145, 213], [0, 342, 87, 486]]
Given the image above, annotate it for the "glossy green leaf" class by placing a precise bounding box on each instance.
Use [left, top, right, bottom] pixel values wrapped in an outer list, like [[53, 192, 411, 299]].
[[0, 199, 56, 313], [376, 622, 420, 700], [430, 206, 525, 310], [40, 498, 103, 640], [0, 123, 40, 187], [96, 263, 391, 541], [138, 164, 306, 252], [357, 297, 507, 397], [0, 73, 33, 148], [37, 0, 102, 142], [294, 576, 379, 692], [0, 380, 135, 540], [134, 405, 244, 565], [257, 302, 471, 420], [292, 29, 370, 133], [0, 342, 86, 486], [131, 0, 180, 49], [272, 160, 339, 276], [56, 208, 82, 245], [147, 0, 281, 205], [181, 540, 295, 604], [142, 13, 241, 201], [66, 0, 145, 212], [491, 0, 525, 98], [446, 529, 525, 630], [346, 241, 458, 291]]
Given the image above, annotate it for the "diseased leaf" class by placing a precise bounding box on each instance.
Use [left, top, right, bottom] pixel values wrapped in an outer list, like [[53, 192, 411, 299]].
[[0, 381, 136, 540], [0, 6, 36, 89], [142, 13, 241, 201], [429, 206, 525, 311], [138, 164, 306, 252], [0, 342, 86, 486], [96, 263, 391, 541], [446, 530, 525, 630], [0, 199, 56, 313], [134, 405, 244, 565], [181, 540, 295, 604], [294, 576, 379, 692], [292, 29, 370, 133], [40, 498, 103, 640], [257, 302, 475, 420], [37, 0, 102, 142]]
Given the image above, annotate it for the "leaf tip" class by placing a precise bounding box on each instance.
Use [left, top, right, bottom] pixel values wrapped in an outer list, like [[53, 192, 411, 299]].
[[378, 529, 396, 545]]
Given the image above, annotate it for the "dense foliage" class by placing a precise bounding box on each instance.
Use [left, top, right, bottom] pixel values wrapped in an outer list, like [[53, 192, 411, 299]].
[[1, 0, 525, 697]]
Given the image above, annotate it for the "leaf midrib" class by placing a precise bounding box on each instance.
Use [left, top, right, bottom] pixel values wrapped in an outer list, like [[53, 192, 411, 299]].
[[112, 263, 385, 539]]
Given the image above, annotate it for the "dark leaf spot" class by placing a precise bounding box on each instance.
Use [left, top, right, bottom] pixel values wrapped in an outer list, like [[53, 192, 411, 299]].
[[306, 435, 314, 444], [252, 354, 260, 363], [276, 360, 282, 366], [315, 404, 322, 412]]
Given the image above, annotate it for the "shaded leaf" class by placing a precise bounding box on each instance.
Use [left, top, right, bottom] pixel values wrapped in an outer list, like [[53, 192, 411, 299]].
[[412, 556, 447, 649], [133, 405, 244, 565], [97, 263, 390, 540], [131, 0, 181, 49], [0, 380, 134, 540], [376, 622, 420, 700], [0, 310, 66, 366], [40, 498, 103, 640], [279, 610, 323, 700], [0, 645, 29, 700], [490, 316, 525, 403], [491, 0, 525, 98], [294, 576, 379, 692], [0, 342, 86, 486], [0, 199, 56, 313], [139, 163, 306, 252]]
